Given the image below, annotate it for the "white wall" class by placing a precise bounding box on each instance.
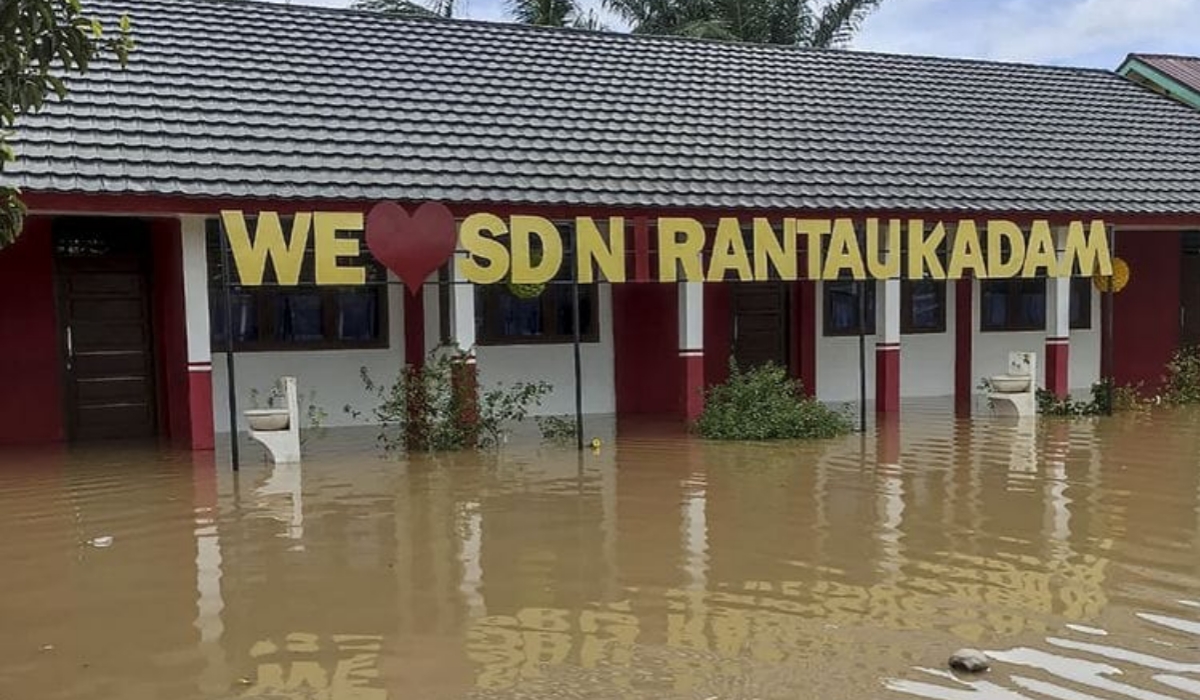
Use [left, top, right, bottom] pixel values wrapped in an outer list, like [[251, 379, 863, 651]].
[[814, 281, 955, 403], [815, 281, 877, 403], [211, 282, 406, 432], [208, 275, 614, 433], [815, 278, 1100, 404], [970, 279, 1101, 396], [899, 283, 956, 398], [474, 285, 616, 416]]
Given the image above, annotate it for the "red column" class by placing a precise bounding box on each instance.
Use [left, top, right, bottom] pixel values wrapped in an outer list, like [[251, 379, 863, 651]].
[[875, 343, 901, 414], [1045, 338, 1069, 397], [404, 287, 426, 369], [0, 217, 64, 444], [795, 280, 817, 397], [187, 365, 216, 450], [954, 277, 974, 416], [681, 350, 705, 421], [876, 412, 901, 465], [450, 355, 479, 444]]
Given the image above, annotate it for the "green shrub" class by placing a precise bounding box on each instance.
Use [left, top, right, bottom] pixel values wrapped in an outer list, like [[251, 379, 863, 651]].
[[346, 343, 551, 453], [1032, 378, 1152, 416], [696, 361, 852, 440], [1036, 387, 1099, 416], [1164, 346, 1200, 405], [536, 415, 578, 443]]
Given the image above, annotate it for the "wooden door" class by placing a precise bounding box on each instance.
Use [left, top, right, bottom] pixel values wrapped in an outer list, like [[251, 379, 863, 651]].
[[1182, 254, 1200, 347], [731, 282, 789, 370], [55, 223, 158, 440]]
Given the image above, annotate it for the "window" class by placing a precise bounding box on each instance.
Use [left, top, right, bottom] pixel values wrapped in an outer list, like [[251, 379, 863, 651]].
[[980, 278, 1046, 331], [1069, 277, 1092, 330], [206, 219, 388, 351], [824, 279, 947, 336], [898, 226, 947, 334], [981, 277, 1092, 332], [901, 279, 947, 334], [474, 222, 600, 345], [824, 280, 876, 336]]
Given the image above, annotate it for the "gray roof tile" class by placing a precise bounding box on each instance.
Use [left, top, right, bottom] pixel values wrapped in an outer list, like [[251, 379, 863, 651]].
[[8, 0, 1200, 215]]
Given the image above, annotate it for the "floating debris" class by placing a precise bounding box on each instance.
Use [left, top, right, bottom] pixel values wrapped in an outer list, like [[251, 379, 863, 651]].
[[948, 648, 990, 673]]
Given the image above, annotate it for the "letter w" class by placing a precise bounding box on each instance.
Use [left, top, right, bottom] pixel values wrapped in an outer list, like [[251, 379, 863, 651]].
[[220, 211, 312, 286]]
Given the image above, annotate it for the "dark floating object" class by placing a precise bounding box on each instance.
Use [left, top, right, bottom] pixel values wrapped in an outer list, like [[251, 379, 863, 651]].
[[949, 648, 990, 673]]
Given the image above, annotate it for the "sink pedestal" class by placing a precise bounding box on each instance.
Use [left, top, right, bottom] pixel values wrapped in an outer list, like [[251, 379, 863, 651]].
[[246, 377, 301, 465], [988, 352, 1037, 418]]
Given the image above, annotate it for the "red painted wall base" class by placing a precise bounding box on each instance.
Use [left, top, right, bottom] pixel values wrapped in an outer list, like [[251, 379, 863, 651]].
[[613, 285, 679, 415], [0, 218, 63, 444], [1112, 231, 1180, 390], [1045, 339, 1069, 397], [188, 368, 215, 450], [875, 344, 900, 414]]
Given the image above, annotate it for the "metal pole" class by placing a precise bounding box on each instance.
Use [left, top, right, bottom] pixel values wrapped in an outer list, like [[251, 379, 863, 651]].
[[858, 278, 867, 433], [218, 225, 240, 471], [571, 269, 584, 451], [1105, 225, 1116, 416]]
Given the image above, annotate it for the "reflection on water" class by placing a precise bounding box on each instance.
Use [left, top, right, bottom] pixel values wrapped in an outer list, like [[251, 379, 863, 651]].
[[3, 406, 1200, 699]]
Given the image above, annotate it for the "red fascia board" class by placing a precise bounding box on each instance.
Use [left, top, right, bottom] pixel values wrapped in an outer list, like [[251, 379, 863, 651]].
[[20, 191, 1200, 229]]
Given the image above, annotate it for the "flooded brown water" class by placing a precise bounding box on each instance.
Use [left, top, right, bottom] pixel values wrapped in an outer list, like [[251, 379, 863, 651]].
[[4, 406, 1200, 699]]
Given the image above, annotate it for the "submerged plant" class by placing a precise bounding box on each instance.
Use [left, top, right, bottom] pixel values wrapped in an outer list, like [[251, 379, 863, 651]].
[[346, 343, 551, 453], [1164, 346, 1200, 405], [536, 415, 578, 443], [696, 361, 852, 440], [1033, 378, 1153, 417]]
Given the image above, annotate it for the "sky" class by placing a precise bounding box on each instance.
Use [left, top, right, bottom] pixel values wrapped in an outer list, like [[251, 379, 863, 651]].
[[299, 0, 1200, 68]]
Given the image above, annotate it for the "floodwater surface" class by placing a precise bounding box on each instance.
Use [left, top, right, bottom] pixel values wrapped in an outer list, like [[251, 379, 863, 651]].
[[4, 407, 1200, 699]]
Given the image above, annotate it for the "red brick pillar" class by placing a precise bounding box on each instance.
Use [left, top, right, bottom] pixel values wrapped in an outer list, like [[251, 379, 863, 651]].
[[954, 277, 974, 416], [1045, 338, 1069, 397], [875, 343, 901, 414], [876, 275, 901, 415], [450, 354, 479, 444]]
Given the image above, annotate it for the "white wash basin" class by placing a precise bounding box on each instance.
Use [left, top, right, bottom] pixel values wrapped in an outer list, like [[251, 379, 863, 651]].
[[245, 409, 290, 432], [990, 374, 1031, 394]]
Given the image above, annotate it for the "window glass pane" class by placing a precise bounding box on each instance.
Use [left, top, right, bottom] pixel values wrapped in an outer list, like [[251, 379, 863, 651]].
[[1015, 278, 1045, 329], [210, 291, 259, 344], [907, 280, 943, 331], [500, 289, 544, 337], [981, 281, 1008, 329], [276, 292, 324, 342], [551, 283, 596, 338], [826, 280, 874, 334], [337, 289, 380, 341], [1070, 278, 1091, 329]]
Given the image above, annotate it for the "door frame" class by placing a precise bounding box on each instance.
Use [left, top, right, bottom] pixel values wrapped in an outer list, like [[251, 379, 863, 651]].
[[51, 217, 158, 441]]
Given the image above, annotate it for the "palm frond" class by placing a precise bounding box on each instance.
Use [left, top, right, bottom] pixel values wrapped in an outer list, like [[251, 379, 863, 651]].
[[808, 0, 881, 48], [677, 17, 736, 39], [508, 0, 578, 25], [572, 9, 609, 30], [351, 0, 440, 16]]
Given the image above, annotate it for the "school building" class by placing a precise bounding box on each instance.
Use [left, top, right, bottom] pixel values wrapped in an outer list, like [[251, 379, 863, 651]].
[[2, 0, 1199, 449]]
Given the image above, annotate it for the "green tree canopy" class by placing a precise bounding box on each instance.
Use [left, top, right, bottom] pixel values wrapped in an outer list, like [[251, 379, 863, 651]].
[[352, 0, 451, 18], [1, 0, 132, 247], [603, 0, 882, 46]]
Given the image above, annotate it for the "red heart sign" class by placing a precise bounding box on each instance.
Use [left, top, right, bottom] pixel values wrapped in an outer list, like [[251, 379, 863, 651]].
[[365, 202, 457, 295]]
